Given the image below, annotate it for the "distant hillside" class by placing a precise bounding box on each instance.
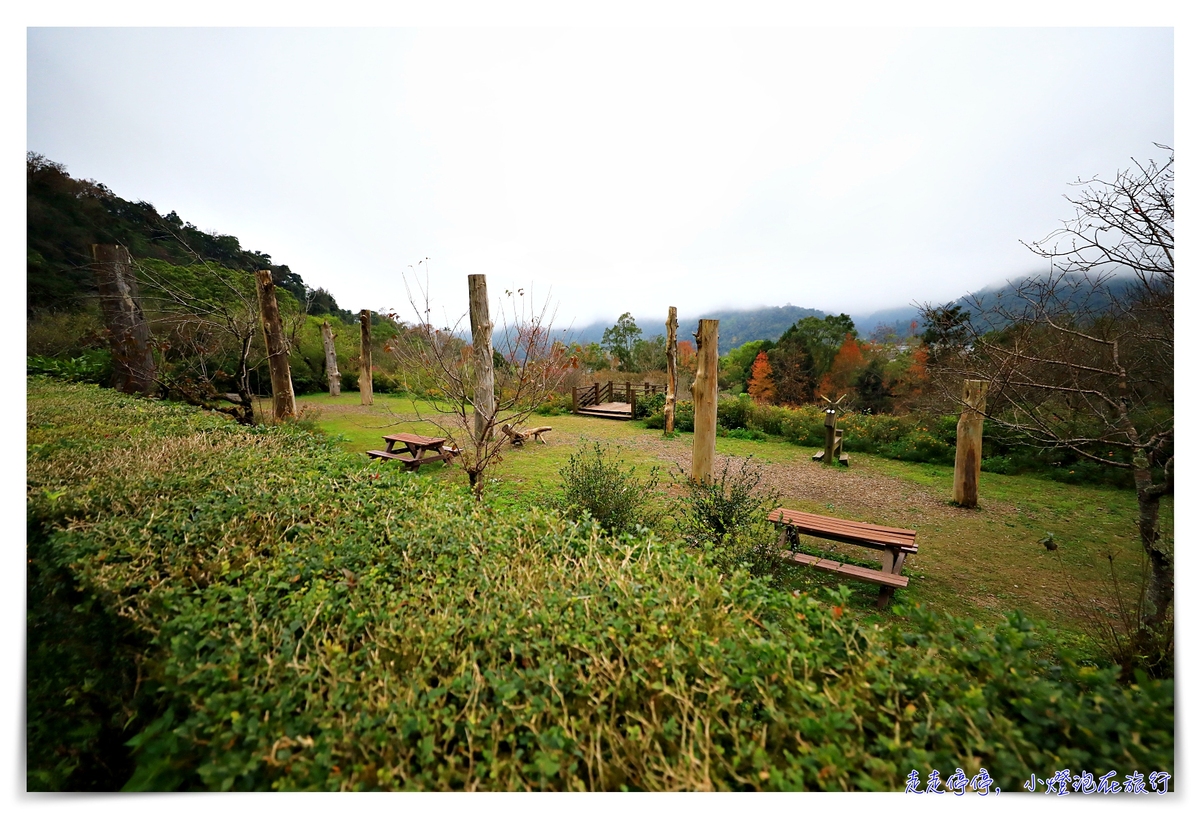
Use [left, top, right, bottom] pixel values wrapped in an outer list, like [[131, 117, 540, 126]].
[[570, 305, 827, 355], [25, 153, 349, 319]]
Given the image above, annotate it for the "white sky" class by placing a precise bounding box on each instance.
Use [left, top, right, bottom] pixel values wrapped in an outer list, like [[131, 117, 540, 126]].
[[25, 23, 1173, 328]]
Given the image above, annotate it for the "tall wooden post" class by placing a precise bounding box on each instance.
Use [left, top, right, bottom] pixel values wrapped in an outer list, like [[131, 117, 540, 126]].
[[254, 269, 296, 421], [690, 319, 719, 483], [90, 244, 155, 395], [665, 306, 678, 434], [359, 310, 374, 405], [321, 320, 341, 397], [953, 380, 988, 508], [468, 275, 495, 444]]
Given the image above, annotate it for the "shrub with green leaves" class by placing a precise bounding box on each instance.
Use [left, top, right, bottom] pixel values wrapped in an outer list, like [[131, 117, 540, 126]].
[[673, 458, 782, 580], [27, 378, 1173, 791], [557, 440, 661, 535]]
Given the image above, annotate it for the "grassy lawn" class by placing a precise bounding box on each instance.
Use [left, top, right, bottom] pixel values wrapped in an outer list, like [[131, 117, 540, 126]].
[[296, 391, 1167, 648]]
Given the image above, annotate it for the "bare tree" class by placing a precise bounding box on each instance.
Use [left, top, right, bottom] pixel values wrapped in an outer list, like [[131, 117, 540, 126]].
[[389, 267, 573, 498], [133, 226, 306, 424], [922, 146, 1173, 639]]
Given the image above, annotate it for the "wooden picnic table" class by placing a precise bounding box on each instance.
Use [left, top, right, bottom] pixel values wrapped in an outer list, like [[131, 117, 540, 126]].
[[367, 433, 459, 471], [769, 507, 918, 608]]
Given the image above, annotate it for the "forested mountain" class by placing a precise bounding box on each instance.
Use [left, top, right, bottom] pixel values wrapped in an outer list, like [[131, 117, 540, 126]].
[[572, 305, 827, 356], [26, 153, 351, 319]]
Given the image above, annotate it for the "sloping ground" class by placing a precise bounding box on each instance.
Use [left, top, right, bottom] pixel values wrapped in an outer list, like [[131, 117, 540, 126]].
[[28, 379, 1172, 791]]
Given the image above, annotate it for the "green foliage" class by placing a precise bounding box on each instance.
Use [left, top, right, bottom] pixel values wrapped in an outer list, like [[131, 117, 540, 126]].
[[673, 458, 782, 580], [533, 391, 574, 416], [26, 350, 113, 385], [557, 441, 662, 535], [644, 400, 694, 432], [719, 339, 774, 392], [601, 312, 642, 371], [27, 379, 1173, 791], [634, 391, 665, 419]]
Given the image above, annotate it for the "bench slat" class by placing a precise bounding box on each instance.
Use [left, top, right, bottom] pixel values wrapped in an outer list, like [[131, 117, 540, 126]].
[[770, 508, 917, 552], [780, 550, 909, 589]]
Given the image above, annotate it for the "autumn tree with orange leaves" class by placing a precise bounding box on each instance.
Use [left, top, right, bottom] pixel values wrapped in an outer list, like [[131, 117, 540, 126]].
[[747, 350, 776, 404]]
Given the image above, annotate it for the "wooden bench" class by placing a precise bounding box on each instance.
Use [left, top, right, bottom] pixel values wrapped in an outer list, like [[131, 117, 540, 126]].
[[769, 507, 917, 608], [367, 433, 458, 472]]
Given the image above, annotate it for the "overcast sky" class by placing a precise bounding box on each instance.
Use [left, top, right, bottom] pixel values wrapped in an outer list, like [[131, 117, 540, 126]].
[[27, 26, 1172, 328]]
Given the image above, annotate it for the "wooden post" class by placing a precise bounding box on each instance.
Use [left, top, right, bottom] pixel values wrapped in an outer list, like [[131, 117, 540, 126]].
[[823, 408, 837, 465], [90, 244, 155, 395], [690, 319, 719, 483], [254, 269, 297, 421], [665, 306, 678, 434], [468, 274, 495, 444], [359, 310, 373, 405], [321, 320, 341, 397], [953, 380, 988, 507], [572, 385, 579, 414]]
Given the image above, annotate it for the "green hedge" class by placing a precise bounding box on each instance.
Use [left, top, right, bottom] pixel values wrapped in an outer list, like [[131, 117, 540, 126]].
[[27, 379, 1172, 791]]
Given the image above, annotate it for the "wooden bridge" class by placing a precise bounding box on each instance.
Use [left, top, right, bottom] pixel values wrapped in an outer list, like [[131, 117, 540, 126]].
[[572, 381, 664, 420]]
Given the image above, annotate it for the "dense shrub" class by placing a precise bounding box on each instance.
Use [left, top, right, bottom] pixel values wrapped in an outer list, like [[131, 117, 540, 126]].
[[646, 400, 695, 432], [633, 391, 665, 420], [673, 458, 782, 580], [535, 391, 574, 416], [26, 350, 113, 385], [27, 379, 1173, 791], [557, 441, 662, 536]]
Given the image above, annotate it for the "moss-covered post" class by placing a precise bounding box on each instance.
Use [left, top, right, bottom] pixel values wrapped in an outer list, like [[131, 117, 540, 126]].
[[359, 310, 374, 405], [468, 274, 495, 444], [321, 320, 341, 397], [91, 244, 155, 395], [665, 306, 678, 434], [690, 319, 719, 483], [953, 379, 988, 507], [254, 269, 296, 421]]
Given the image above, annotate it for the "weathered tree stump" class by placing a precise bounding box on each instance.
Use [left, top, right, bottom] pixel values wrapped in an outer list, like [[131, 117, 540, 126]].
[[254, 269, 297, 421], [665, 306, 678, 434], [360, 310, 373, 405], [690, 319, 719, 483], [321, 320, 341, 397], [91, 244, 155, 395], [953, 380, 988, 507]]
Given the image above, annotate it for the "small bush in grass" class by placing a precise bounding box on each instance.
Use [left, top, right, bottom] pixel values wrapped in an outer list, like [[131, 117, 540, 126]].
[[557, 440, 662, 535], [674, 457, 783, 579], [535, 391, 574, 416]]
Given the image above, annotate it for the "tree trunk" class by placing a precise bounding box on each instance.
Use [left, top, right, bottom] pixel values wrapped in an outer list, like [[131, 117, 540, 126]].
[[360, 310, 373, 405], [90, 244, 155, 395], [665, 306, 678, 434], [254, 270, 296, 421], [953, 380, 987, 507], [690, 319, 719, 483], [321, 320, 341, 397], [468, 275, 495, 446], [1133, 451, 1173, 631]]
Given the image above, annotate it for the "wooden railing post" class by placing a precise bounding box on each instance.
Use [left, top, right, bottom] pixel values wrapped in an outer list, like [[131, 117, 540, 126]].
[[953, 380, 988, 508], [572, 385, 578, 413]]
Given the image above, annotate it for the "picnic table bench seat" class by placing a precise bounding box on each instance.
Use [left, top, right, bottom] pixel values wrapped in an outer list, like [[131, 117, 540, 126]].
[[770, 507, 917, 608], [366, 432, 458, 472]]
